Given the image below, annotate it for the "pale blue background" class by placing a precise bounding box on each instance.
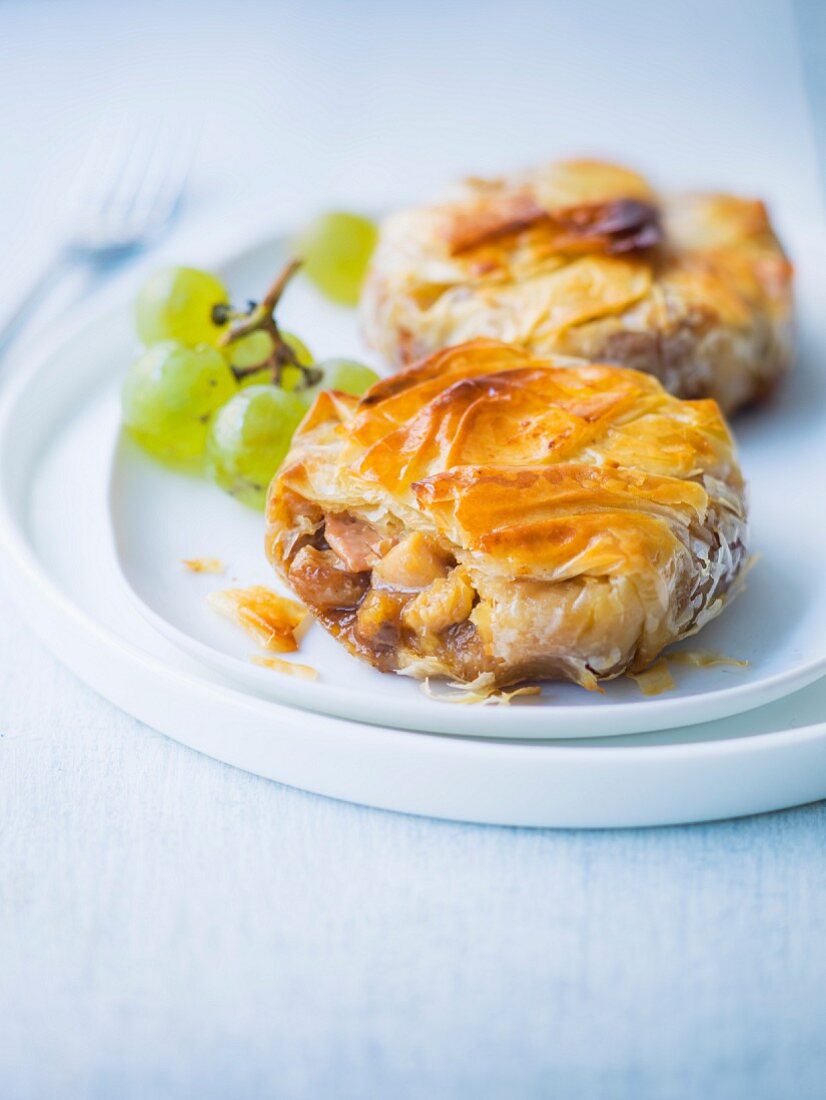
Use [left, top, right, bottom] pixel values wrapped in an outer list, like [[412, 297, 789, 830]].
[[1, 2, 825, 1098]]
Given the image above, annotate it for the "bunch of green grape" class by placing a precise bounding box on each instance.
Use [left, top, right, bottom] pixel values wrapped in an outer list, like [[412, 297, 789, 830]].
[[120, 213, 379, 509]]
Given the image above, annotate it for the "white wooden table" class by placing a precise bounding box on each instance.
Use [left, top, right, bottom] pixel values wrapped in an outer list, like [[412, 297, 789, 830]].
[[1, 2, 824, 1096]]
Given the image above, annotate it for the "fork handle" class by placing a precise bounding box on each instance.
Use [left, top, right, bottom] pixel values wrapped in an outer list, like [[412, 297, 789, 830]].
[[0, 251, 72, 360]]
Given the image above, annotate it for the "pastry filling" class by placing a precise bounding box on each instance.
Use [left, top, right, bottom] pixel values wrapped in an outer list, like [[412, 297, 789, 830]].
[[274, 490, 745, 689], [281, 503, 485, 678]]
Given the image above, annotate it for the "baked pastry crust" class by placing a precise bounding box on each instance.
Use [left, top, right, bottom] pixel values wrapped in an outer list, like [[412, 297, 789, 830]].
[[361, 160, 793, 415], [266, 339, 748, 689]]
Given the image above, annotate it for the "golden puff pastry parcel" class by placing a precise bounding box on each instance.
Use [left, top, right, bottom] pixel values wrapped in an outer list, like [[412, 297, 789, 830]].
[[361, 159, 793, 415], [266, 340, 749, 690]]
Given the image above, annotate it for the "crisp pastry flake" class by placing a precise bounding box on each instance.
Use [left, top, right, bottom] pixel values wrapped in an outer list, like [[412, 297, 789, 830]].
[[628, 659, 676, 697], [182, 556, 225, 574], [420, 674, 542, 706], [208, 585, 308, 653], [628, 649, 748, 695], [252, 654, 318, 680]]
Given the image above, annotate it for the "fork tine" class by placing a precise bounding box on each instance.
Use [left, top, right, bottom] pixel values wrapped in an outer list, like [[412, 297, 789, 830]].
[[66, 113, 136, 215], [64, 114, 191, 253], [126, 124, 194, 227], [100, 121, 162, 216]]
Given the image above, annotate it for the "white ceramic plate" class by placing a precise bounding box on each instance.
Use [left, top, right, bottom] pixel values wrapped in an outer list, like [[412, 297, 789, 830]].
[[2, 249, 826, 826], [105, 229, 826, 739]]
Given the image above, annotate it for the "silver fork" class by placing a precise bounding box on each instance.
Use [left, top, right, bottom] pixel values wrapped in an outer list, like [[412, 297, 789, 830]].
[[0, 120, 192, 357]]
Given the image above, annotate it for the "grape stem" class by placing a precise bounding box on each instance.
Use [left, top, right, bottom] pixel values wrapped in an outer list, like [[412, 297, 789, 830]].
[[219, 259, 322, 389]]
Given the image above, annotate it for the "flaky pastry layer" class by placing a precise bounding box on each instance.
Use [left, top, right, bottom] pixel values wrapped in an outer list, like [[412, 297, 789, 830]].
[[361, 159, 793, 415], [266, 340, 748, 690]]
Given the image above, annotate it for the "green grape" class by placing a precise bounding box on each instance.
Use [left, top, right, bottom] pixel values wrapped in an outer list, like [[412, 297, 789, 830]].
[[205, 385, 307, 509], [228, 330, 314, 392], [296, 212, 378, 307], [300, 358, 380, 406], [121, 340, 236, 461], [225, 330, 273, 371], [136, 266, 230, 347]]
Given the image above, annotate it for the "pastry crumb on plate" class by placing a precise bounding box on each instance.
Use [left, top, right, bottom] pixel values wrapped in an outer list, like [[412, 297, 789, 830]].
[[208, 585, 308, 653], [182, 557, 225, 575], [628, 659, 675, 696], [629, 650, 748, 696], [252, 654, 318, 680], [421, 673, 542, 706]]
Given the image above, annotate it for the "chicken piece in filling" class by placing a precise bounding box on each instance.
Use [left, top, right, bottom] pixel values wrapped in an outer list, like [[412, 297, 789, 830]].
[[283, 516, 483, 678]]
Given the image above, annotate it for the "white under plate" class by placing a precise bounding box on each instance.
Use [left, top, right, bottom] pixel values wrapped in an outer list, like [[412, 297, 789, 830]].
[[103, 230, 826, 739], [2, 229, 826, 825]]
